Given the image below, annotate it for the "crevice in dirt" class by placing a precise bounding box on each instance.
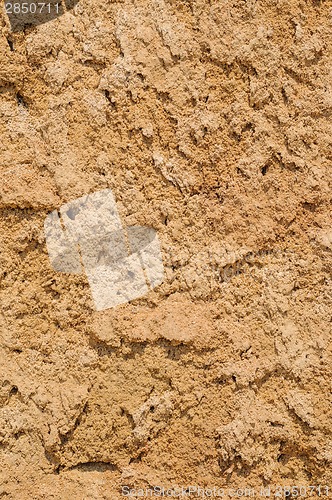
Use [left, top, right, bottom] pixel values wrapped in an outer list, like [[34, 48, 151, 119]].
[[63, 461, 118, 472], [59, 401, 89, 446]]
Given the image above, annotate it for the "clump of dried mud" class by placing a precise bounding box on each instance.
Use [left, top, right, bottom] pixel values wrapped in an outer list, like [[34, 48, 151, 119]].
[[0, 0, 331, 497]]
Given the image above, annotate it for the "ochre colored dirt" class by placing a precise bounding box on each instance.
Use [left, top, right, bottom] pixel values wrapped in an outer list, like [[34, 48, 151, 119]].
[[0, 0, 332, 497]]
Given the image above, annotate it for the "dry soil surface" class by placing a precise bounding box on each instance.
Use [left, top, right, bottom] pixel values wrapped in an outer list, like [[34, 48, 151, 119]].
[[0, 0, 332, 498]]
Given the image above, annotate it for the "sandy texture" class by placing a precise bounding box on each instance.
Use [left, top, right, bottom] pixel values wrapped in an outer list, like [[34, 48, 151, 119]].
[[0, 0, 332, 497]]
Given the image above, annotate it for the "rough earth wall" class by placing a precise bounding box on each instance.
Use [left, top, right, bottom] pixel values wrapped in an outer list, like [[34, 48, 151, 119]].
[[0, 0, 332, 497]]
